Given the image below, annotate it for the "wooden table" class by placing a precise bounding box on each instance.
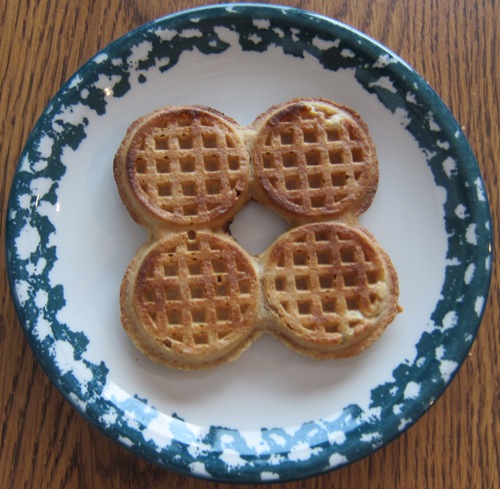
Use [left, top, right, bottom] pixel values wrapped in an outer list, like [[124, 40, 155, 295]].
[[1, 1, 498, 487]]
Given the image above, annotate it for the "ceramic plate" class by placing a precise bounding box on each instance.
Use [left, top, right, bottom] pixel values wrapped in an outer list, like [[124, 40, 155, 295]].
[[6, 3, 492, 483]]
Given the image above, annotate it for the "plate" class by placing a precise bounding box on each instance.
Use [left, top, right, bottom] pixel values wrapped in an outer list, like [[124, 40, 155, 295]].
[[6, 3, 492, 483]]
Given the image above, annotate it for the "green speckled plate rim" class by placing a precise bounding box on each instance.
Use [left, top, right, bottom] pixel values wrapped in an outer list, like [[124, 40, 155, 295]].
[[5, 3, 493, 483]]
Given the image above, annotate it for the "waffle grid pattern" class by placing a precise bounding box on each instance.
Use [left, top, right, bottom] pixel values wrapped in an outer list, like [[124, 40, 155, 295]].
[[135, 232, 257, 352], [264, 224, 387, 340], [116, 100, 398, 367], [253, 106, 372, 215], [131, 113, 248, 225]]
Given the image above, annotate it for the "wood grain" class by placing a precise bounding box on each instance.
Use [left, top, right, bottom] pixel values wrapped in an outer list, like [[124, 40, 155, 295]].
[[1, 1, 498, 488]]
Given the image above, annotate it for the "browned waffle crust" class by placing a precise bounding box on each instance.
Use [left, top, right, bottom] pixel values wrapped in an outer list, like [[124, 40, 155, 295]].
[[114, 105, 250, 232], [114, 98, 401, 370], [262, 222, 401, 358], [251, 99, 378, 223], [120, 231, 260, 369]]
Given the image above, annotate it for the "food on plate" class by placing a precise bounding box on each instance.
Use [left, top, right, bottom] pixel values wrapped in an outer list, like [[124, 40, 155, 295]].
[[262, 221, 401, 359], [114, 105, 250, 233], [114, 98, 401, 370], [251, 98, 378, 224]]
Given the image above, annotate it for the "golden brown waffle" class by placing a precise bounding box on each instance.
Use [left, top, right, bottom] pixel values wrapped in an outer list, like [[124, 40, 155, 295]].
[[251, 98, 378, 223], [114, 106, 250, 232], [120, 231, 260, 370], [114, 99, 401, 370], [262, 222, 401, 358]]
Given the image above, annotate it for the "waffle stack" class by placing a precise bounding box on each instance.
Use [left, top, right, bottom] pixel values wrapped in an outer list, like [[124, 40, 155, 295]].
[[114, 99, 401, 370]]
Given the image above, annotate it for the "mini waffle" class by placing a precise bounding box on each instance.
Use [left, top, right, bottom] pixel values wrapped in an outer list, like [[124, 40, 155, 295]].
[[251, 98, 378, 223], [115, 99, 401, 369], [262, 222, 401, 358], [114, 105, 250, 232], [120, 230, 260, 370]]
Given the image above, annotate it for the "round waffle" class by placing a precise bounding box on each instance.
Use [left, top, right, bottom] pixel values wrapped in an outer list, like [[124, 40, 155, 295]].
[[114, 105, 250, 232], [251, 98, 378, 223], [262, 222, 401, 358], [115, 99, 401, 369], [120, 230, 260, 370]]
